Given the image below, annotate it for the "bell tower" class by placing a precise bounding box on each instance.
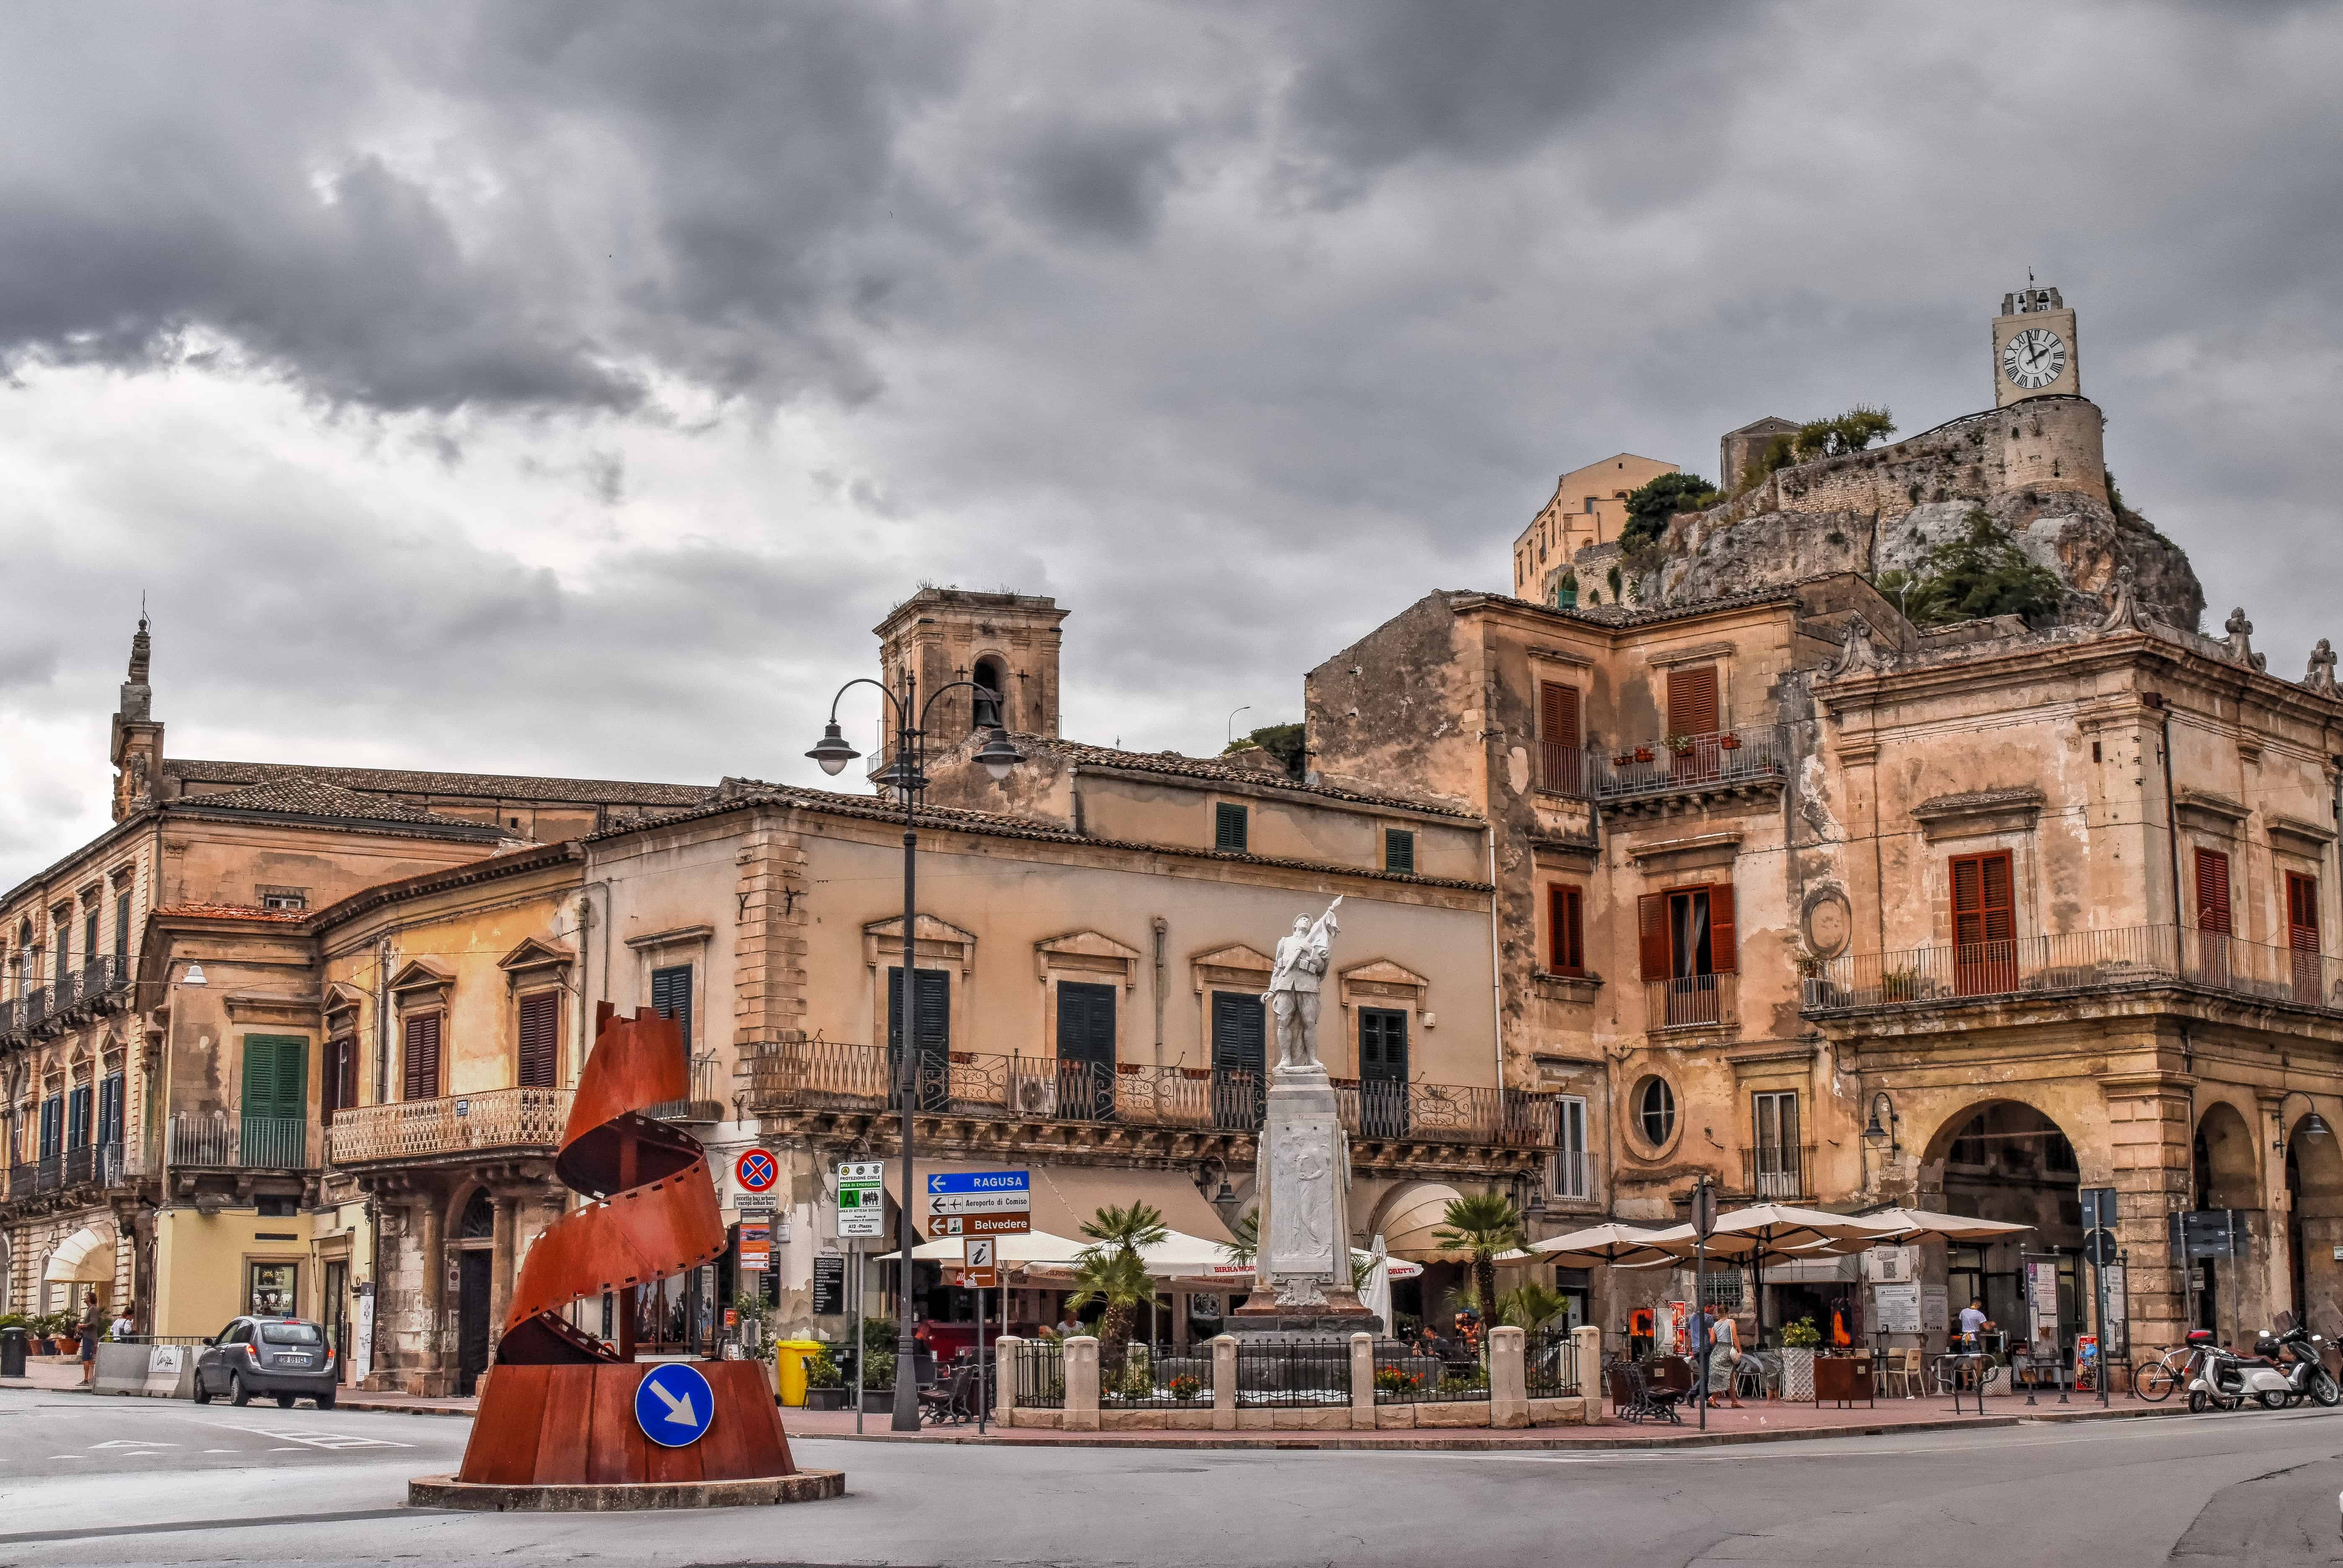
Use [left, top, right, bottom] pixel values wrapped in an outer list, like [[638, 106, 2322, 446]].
[[1992, 282, 2081, 407], [109, 615, 165, 821], [871, 589, 1067, 772]]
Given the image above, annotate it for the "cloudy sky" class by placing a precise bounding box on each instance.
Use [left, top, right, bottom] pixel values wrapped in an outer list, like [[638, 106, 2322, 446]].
[[2, 2, 2339, 886]]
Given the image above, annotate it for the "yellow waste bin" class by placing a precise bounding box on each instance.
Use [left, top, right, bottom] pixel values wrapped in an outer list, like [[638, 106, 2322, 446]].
[[773, 1339, 825, 1408]]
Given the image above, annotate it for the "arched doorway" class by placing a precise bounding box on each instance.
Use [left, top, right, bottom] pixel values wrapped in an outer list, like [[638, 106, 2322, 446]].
[[2193, 1102, 2258, 1340], [2284, 1113, 2343, 1336], [1927, 1102, 2082, 1353], [454, 1190, 494, 1397]]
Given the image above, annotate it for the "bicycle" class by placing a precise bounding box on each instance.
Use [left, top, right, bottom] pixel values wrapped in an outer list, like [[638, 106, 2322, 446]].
[[2132, 1344, 2190, 1402]]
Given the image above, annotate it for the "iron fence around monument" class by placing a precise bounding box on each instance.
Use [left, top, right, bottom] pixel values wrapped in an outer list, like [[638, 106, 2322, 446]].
[[1371, 1345, 1487, 1403], [1098, 1342, 1214, 1410], [1015, 1339, 1066, 1409], [1234, 1337, 1352, 1406], [1525, 1328, 1578, 1397]]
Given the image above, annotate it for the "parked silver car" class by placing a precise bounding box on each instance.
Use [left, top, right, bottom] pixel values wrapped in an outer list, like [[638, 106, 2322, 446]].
[[192, 1316, 337, 1408]]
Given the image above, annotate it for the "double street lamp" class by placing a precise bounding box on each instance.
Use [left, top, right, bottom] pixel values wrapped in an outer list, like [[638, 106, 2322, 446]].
[[808, 671, 1021, 1432]]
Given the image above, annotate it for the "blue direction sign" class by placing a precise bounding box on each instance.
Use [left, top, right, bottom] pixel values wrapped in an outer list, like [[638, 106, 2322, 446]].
[[926, 1170, 1028, 1196], [634, 1361, 715, 1448]]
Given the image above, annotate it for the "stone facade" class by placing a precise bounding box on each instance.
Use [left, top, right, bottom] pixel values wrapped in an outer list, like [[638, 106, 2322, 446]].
[[1512, 453, 1679, 608]]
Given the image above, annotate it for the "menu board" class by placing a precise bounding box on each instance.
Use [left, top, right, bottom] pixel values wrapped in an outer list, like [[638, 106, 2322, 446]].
[[1873, 1283, 1922, 1334], [1922, 1285, 1948, 1333], [2027, 1260, 2061, 1346]]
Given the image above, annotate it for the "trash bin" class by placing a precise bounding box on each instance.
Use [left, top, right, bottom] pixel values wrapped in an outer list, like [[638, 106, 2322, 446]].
[[0, 1326, 25, 1379], [773, 1339, 825, 1408]]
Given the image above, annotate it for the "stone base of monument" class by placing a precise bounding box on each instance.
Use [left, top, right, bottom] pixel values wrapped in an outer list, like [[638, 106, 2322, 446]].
[[1224, 1293, 1383, 1342], [409, 1471, 844, 1512]]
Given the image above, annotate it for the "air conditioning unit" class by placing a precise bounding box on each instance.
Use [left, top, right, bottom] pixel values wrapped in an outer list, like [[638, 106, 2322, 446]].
[[1013, 1075, 1058, 1118]]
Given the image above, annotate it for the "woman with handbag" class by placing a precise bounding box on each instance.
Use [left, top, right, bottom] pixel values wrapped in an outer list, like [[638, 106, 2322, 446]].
[[1709, 1313, 1745, 1408]]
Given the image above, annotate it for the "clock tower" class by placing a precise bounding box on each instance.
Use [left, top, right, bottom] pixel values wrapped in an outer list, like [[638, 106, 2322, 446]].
[[1992, 283, 2080, 407]]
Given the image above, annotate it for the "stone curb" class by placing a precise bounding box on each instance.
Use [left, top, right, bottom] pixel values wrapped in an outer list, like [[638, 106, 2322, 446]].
[[406, 1470, 846, 1511]]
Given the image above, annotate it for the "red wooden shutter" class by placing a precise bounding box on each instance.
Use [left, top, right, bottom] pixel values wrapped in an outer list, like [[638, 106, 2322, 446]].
[[1550, 886, 1584, 974], [2286, 872, 2319, 951], [1638, 893, 1669, 980], [1539, 682, 1581, 748], [1709, 882, 1738, 973], [403, 1013, 441, 1101], [1950, 852, 2015, 945], [2194, 849, 2232, 935], [518, 992, 559, 1088], [1665, 666, 1719, 737]]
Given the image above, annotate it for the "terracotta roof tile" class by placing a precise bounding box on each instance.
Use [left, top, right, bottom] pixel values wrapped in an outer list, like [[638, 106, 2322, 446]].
[[165, 759, 712, 808], [1022, 736, 1480, 820], [177, 775, 511, 832], [152, 902, 308, 923]]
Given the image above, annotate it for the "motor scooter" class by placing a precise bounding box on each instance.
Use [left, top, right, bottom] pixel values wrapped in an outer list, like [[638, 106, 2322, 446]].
[[2185, 1327, 2294, 1412], [2270, 1323, 2340, 1408]]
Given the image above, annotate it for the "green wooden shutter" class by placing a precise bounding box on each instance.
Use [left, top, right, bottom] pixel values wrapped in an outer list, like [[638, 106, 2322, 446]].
[[241, 1035, 307, 1167]]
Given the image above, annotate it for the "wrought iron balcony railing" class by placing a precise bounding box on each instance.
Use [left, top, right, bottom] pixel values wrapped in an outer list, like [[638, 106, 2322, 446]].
[[1644, 972, 1739, 1032], [326, 1086, 573, 1168], [169, 1112, 311, 1170], [645, 1057, 726, 1123], [745, 1037, 1556, 1150], [1537, 724, 1793, 801], [1740, 1142, 1816, 1200], [1802, 924, 2343, 1016], [1, 1141, 126, 1199]]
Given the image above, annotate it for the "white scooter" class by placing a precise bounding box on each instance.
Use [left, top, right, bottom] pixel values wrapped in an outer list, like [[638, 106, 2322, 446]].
[[2185, 1327, 2294, 1412]]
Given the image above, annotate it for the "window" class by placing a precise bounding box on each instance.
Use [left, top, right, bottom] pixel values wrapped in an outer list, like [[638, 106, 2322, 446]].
[[1637, 882, 1736, 1026], [650, 964, 694, 1052], [1209, 991, 1266, 1131], [240, 1035, 307, 1165], [1553, 1096, 1589, 1199], [80, 909, 97, 972], [247, 1262, 297, 1318], [113, 891, 130, 959], [1214, 803, 1249, 853], [66, 1083, 91, 1150], [1950, 850, 2017, 995], [1664, 666, 1719, 739], [1384, 829, 1415, 875], [1359, 1007, 1408, 1137], [1635, 1077, 1676, 1147], [323, 1036, 357, 1124], [39, 1095, 63, 1158], [1538, 681, 1582, 793], [2287, 871, 2321, 1004], [52, 911, 69, 980], [1752, 1091, 1801, 1197], [517, 991, 561, 1088], [972, 656, 1007, 730], [1055, 981, 1116, 1121], [1700, 1270, 1744, 1310], [402, 1013, 443, 1101], [1583, 496, 1596, 514], [97, 1072, 123, 1146], [1549, 886, 1585, 975], [885, 966, 951, 1112], [260, 891, 307, 912]]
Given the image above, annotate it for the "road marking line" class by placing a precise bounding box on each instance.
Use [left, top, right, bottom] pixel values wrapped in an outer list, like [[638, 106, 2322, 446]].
[[208, 1424, 412, 1449]]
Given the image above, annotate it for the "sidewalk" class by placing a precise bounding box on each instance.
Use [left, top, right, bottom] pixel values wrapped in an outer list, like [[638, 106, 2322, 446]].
[[320, 1386, 2188, 1449]]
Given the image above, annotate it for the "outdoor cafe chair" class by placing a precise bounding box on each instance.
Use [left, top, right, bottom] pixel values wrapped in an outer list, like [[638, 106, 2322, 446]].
[[1605, 1360, 1686, 1424], [919, 1364, 978, 1425]]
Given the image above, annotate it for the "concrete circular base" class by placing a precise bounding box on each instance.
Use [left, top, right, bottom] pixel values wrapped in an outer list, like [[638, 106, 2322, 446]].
[[408, 1470, 845, 1512]]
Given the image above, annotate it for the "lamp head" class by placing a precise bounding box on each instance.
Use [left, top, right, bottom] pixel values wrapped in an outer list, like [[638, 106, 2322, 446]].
[[2308, 1111, 2332, 1142], [181, 961, 207, 987], [973, 728, 1024, 783], [1863, 1109, 1888, 1144], [806, 721, 860, 777]]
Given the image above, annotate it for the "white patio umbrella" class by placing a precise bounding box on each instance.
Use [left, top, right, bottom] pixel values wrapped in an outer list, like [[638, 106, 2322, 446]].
[[1631, 1205, 1886, 1346], [1848, 1208, 2036, 1246], [1512, 1222, 1674, 1270]]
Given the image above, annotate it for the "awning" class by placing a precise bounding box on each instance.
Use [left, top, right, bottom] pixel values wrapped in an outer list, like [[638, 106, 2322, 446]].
[[44, 1224, 116, 1283], [1372, 1182, 1468, 1262], [1766, 1254, 1860, 1284], [881, 1160, 1234, 1248]]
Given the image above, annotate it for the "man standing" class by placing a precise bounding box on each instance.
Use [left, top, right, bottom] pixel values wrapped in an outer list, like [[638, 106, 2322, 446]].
[[1958, 1297, 1990, 1347], [1263, 899, 1341, 1071], [78, 1292, 101, 1386]]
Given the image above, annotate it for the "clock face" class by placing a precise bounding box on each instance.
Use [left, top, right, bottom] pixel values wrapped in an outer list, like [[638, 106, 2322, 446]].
[[2001, 326, 2068, 390]]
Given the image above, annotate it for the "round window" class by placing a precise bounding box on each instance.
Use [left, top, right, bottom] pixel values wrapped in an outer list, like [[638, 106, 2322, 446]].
[[1636, 1077, 1677, 1147]]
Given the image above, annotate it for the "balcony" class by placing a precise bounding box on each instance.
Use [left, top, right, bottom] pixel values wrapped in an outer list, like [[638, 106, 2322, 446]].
[[3, 1141, 128, 1202], [1739, 1142, 1815, 1201], [1, 956, 133, 1041], [1801, 925, 2343, 1017], [326, 1086, 573, 1169], [170, 1112, 310, 1170], [745, 1037, 1556, 1151], [1644, 972, 1739, 1033], [1540, 724, 1792, 812], [645, 1058, 726, 1123]]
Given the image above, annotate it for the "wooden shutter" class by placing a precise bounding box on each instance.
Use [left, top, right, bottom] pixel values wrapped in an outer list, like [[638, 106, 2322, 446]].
[[517, 992, 560, 1088], [1951, 851, 2015, 945], [2193, 849, 2231, 935], [2286, 872, 2320, 952], [322, 1038, 349, 1123], [1360, 1009, 1408, 1080], [1638, 893, 1669, 980], [650, 964, 693, 1052], [1665, 666, 1719, 737], [1550, 886, 1584, 974], [1385, 829, 1415, 874], [1215, 803, 1248, 852], [1539, 682, 1581, 748], [1210, 991, 1266, 1074], [403, 1013, 442, 1100], [1708, 882, 1738, 973]]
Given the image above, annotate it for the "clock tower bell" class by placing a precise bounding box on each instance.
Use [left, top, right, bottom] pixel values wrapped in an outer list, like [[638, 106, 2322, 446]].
[[1992, 283, 2080, 407]]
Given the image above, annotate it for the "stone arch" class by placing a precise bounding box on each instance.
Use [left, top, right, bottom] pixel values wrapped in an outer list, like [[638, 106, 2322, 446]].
[[2191, 1099, 2266, 1338], [2194, 1101, 2258, 1210], [1918, 1097, 2085, 1341], [2285, 1113, 2343, 1334]]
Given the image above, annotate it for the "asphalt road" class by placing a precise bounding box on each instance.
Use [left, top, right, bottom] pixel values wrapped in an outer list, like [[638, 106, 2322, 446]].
[[4, 1390, 2343, 1567]]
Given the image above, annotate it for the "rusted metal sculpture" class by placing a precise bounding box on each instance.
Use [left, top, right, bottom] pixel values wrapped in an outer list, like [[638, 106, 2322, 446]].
[[456, 1004, 797, 1486]]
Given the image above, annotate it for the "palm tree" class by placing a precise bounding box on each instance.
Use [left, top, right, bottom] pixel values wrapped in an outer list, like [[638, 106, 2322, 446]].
[[1434, 1191, 1524, 1338], [1074, 1202, 1169, 1372], [1217, 1209, 1259, 1268], [1497, 1280, 1569, 1330]]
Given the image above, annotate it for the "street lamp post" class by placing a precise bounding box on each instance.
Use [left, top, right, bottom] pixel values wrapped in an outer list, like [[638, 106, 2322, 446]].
[[808, 669, 1021, 1433]]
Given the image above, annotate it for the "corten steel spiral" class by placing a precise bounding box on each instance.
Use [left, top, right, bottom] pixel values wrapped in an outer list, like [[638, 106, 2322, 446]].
[[456, 1004, 797, 1486]]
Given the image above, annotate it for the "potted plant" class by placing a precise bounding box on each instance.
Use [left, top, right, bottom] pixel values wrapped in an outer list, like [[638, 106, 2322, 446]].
[[1719, 732, 1743, 750], [1780, 1316, 1821, 1402], [858, 1346, 897, 1411], [801, 1343, 848, 1410], [1374, 1366, 1423, 1402], [1666, 733, 1695, 757], [1633, 746, 1655, 763], [1612, 751, 1634, 767], [1168, 1372, 1204, 1404]]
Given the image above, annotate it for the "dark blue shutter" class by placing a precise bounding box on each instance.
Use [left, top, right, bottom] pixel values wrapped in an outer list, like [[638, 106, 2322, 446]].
[[41, 1094, 64, 1157], [67, 1085, 92, 1149], [886, 967, 951, 1110], [98, 1073, 124, 1145]]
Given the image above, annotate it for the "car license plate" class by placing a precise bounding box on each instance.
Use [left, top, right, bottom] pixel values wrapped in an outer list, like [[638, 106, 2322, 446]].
[[279, 1355, 312, 1365]]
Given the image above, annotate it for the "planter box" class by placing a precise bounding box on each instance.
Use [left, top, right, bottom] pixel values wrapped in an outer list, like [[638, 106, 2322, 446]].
[[1811, 1356, 1873, 1408], [1779, 1346, 1816, 1403], [803, 1387, 848, 1411], [857, 1387, 897, 1413]]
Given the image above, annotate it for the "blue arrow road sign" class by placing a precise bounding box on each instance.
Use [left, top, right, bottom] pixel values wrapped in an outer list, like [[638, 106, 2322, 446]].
[[926, 1170, 1029, 1196], [634, 1361, 715, 1448]]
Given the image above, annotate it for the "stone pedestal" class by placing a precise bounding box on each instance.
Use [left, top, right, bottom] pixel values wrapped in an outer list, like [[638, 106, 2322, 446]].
[[1229, 1063, 1379, 1340]]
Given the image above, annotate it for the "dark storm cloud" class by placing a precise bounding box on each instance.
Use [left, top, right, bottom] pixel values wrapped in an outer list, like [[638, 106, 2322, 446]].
[[3, 0, 2343, 886]]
